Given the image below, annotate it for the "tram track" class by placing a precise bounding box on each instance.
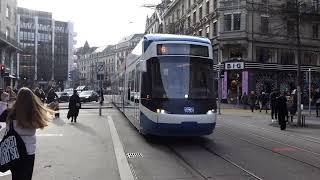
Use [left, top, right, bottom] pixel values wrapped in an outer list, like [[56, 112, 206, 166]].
[[214, 128, 320, 170], [166, 140, 263, 180], [223, 116, 320, 145], [219, 122, 320, 157]]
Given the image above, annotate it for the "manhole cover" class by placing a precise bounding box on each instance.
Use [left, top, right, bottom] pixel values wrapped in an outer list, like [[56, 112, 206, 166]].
[[126, 152, 143, 159]]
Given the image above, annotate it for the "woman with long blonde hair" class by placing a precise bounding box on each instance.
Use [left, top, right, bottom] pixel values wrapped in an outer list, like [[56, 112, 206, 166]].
[[0, 87, 54, 180]]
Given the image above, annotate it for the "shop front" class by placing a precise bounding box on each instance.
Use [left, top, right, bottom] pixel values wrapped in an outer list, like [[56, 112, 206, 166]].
[[220, 61, 320, 104]]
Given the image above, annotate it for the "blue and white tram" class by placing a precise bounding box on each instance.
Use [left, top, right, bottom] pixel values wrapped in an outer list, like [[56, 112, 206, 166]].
[[112, 34, 217, 136]]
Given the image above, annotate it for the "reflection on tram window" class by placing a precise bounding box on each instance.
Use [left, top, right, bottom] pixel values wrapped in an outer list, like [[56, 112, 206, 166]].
[[148, 56, 214, 99]]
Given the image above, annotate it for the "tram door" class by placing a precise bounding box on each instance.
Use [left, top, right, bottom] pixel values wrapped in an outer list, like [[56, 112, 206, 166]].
[[134, 65, 141, 127]]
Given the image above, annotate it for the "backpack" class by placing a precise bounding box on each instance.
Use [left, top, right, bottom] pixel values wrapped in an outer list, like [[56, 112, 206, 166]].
[[0, 121, 28, 172]]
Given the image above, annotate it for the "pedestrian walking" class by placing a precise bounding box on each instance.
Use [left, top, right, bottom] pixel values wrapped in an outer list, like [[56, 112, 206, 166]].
[[0, 87, 54, 180], [248, 91, 257, 112], [289, 89, 298, 116], [68, 90, 81, 123], [100, 88, 104, 105], [277, 92, 288, 130], [240, 92, 248, 109], [6, 86, 16, 108], [259, 92, 269, 113], [0, 92, 9, 129], [314, 88, 320, 117], [6, 86, 16, 101], [270, 90, 278, 121], [46, 88, 58, 104], [34, 87, 42, 101]]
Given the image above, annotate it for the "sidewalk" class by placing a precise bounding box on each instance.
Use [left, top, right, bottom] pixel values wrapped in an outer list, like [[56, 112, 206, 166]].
[[0, 109, 120, 180]]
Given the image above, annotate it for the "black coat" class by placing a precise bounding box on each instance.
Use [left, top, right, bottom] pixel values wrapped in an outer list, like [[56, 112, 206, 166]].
[[68, 94, 81, 118], [277, 96, 288, 116]]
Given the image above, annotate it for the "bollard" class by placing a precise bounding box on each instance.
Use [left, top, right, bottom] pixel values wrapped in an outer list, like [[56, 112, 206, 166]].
[[99, 102, 102, 116]]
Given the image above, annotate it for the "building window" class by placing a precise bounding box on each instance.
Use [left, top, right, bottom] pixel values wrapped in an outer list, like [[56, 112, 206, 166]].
[[256, 47, 273, 63], [177, 9, 180, 19], [5, 27, 10, 39], [279, 49, 295, 65], [199, 6, 203, 20], [224, 14, 232, 31], [261, 16, 269, 33], [214, 0, 217, 10], [313, 24, 319, 38], [229, 47, 243, 59], [233, 13, 241, 30], [188, 0, 191, 9], [213, 21, 217, 36], [206, 26, 210, 37], [303, 52, 318, 65], [206, 0, 210, 15], [182, 4, 184, 15], [193, 11, 197, 24], [6, 6, 11, 19], [287, 21, 295, 36]]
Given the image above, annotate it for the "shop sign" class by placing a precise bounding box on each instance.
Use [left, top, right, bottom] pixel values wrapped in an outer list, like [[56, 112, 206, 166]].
[[225, 62, 244, 70]]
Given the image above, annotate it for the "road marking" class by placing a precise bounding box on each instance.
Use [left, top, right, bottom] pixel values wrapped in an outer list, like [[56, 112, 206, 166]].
[[0, 171, 11, 177], [106, 116, 135, 180], [36, 134, 63, 137], [273, 147, 296, 152]]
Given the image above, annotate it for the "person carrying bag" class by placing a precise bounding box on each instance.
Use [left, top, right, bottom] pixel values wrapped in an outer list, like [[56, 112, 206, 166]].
[[0, 87, 54, 180], [0, 121, 28, 173]]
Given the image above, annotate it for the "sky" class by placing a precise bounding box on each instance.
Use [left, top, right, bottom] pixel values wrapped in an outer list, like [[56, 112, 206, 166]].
[[18, 0, 161, 48]]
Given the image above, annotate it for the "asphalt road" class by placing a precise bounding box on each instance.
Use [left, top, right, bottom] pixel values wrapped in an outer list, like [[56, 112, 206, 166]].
[[1, 105, 320, 179]]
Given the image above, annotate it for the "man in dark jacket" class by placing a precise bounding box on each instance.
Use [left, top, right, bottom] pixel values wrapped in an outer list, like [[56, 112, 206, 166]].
[[248, 91, 257, 112], [314, 88, 320, 117], [277, 92, 288, 130], [68, 90, 81, 123], [100, 88, 104, 105], [270, 90, 278, 121]]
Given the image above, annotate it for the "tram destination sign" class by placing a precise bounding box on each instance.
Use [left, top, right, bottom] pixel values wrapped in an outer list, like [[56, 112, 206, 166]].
[[225, 62, 244, 70]]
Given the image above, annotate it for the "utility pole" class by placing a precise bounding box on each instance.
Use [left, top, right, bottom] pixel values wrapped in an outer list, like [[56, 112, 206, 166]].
[[295, 0, 302, 126]]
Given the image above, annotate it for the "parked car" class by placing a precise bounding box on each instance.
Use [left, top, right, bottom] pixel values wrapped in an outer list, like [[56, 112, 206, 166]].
[[79, 90, 99, 102], [56, 92, 70, 102]]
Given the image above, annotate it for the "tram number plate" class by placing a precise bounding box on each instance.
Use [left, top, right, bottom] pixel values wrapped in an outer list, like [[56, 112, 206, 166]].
[[184, 107, 194, 114]]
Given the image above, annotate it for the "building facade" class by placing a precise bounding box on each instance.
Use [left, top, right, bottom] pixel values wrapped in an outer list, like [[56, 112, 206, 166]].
[[146, 0, 320, 103], [77, 34, 143, 92], [0, 0, 20, 89], [17, 7, 74, 89]]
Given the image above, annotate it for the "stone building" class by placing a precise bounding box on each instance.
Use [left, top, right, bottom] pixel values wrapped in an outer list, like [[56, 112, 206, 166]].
[[0, 0, 20, 89], [77, 34, 143, 92], [146, 0, 320, 103]]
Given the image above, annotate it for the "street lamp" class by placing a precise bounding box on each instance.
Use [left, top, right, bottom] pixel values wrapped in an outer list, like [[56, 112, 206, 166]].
[[217, 62, 222, 115]]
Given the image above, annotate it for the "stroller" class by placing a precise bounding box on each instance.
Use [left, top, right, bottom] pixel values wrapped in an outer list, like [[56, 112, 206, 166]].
[[47, 99, 60, 118]]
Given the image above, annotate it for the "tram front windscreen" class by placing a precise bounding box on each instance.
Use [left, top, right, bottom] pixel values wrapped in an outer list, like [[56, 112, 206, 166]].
[[147, 56, 215, 100]]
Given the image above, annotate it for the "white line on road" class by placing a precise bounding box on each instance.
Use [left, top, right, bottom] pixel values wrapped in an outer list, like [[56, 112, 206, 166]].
[[0, 171, 11, 177], [106, 116, 135, 180], [36, 134, 63, 137]]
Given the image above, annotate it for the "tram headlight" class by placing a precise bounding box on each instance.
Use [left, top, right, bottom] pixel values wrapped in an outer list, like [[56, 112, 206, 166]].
[[156, 109, 167, 114], [206, 109, 217, 114]]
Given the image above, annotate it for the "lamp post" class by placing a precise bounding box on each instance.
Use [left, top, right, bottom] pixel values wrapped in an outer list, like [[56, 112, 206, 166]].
[[217, 62, 222, 115], [309, 68, 311, 115]]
